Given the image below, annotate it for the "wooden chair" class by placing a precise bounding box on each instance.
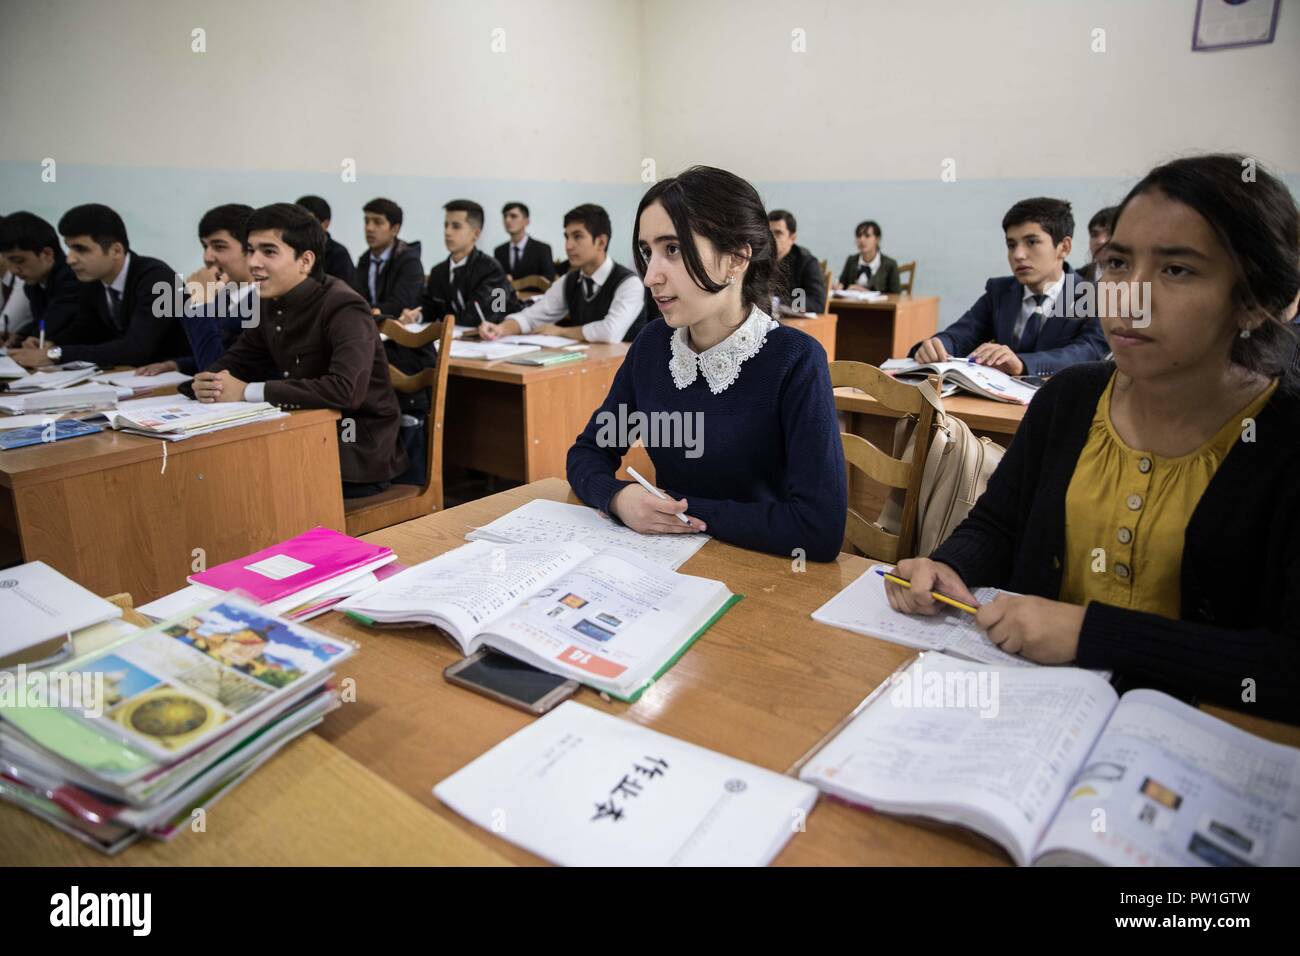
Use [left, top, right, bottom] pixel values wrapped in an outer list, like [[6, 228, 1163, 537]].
[[897, 261, 916, 296], [553, 259, 571, 277], [829, 361, 938, 562], [511, 274, 552, 295], [343, 316, 456, 536], [820, 259, 834, 298]]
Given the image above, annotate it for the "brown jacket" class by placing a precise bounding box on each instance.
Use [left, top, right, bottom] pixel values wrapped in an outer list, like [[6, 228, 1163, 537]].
[[200, 275, 406, 484]]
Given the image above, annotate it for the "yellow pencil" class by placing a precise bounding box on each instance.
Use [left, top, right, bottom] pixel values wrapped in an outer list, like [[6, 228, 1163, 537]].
[[874, 567, 980, 615]]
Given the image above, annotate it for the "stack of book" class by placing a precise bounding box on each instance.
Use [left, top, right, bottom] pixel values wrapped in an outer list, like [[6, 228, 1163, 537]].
[[105, 396, 285, 440], [138, 527, 401, 622], [0, 594, 356, 853]]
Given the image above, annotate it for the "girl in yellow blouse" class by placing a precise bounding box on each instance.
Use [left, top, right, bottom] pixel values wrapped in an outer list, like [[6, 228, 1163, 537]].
[[886, 154, 1300, 722]]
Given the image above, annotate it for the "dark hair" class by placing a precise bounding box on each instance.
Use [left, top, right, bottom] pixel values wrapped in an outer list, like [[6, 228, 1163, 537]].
[[58, 203, 129, 253], [444, 199, 484, 231], [295, 195, 332, 224], [1088, 205, 1118, 234], [198, 203, 253, 243], [1002, 197, 1074, 246], [0, 211, 63, 258], [1113, 153, 1300, 379], [767, 209, 797, 234], [855, 220, 882, 240], [363, 197, 403, 227], [245, 202, 326, 278], [634, 165, 778, 315], [502, 201, 530, 218], [564, 204, 612, 246]]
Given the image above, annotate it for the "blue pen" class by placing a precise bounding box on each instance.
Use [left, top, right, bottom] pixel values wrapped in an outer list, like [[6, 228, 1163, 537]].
[[38, 319, 45, 350]]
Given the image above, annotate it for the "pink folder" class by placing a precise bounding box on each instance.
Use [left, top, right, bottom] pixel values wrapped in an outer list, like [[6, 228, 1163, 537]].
[[189, 527, 395, 605]]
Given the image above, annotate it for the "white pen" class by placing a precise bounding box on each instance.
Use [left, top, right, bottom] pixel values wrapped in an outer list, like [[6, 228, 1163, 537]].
[[625, 466, 692, 525]]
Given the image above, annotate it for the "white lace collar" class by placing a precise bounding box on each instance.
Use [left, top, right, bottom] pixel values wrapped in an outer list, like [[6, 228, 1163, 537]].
[[669, 307, 779, 394]]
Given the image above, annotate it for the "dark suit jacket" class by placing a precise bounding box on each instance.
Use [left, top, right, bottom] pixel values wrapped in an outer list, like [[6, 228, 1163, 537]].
[[776, 244, 827, 313], [59, 253, 192, 367], [190, 276, 406, 484], [323, 234, 355, 284], [23, 258, 86, 340], [838, 253, 902, 294], [421, 247, 518, 326], [351, 239, 425, 317], [909, 265, 1109, 375], [494, 236, 556, 281]]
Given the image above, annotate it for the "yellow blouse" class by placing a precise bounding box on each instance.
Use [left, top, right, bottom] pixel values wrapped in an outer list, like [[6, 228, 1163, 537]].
[[1060, 374, 1277, 619]]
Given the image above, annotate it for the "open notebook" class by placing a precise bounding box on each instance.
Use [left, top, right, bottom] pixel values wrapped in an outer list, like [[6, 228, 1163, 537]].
[[881, 358, 1039, 404], [340, 540, 738, 701], [797, 652, 1300, 867]]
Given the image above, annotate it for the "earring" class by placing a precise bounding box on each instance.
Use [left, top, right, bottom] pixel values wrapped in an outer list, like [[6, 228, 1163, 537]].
[[1240, 328, 1252, 339], [726, 276, 735, 285]]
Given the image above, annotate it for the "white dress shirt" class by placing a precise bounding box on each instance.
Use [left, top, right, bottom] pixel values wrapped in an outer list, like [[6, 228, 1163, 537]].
[[367, 243, 393, 304], [103, 252, 131, 323], [1013, 271, 1066, 342], [508, 256, 643, 342], [1, 274, 33, 337], [855, 252, 882, 281], [508, 236, 528, 273]]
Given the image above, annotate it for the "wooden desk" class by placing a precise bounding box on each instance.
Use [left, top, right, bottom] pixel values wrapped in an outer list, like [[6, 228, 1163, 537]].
[[302, 479, 1300, 865], [778, 313, 837, 358], [0, 731, 512, 865], [444, 344, 628, 483], [827, 294, 939, 365], [0, 410, 345, 603], [834, 386, 1027, 527]]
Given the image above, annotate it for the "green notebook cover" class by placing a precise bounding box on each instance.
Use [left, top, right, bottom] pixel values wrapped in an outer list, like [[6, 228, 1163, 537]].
[[613, 592, 743, 704]]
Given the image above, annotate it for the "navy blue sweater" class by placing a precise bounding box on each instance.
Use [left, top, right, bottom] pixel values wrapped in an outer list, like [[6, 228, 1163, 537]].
[[567, 318, 847, 561]]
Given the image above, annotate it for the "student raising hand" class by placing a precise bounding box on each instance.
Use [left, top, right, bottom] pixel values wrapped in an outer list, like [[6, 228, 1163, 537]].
[[610, 484, 707, 535]]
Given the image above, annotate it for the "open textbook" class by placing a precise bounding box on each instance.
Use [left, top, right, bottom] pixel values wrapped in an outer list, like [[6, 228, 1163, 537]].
[[881, 358, 1038, 404], [340, 540, 738, 701], [467, 498, 709, 570], [797, 652, 1300, 867], [435, 701, 818, 866]]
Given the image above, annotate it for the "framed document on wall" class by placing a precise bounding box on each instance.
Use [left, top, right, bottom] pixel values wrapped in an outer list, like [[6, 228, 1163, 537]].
[[1193, 0, 1281, 51]]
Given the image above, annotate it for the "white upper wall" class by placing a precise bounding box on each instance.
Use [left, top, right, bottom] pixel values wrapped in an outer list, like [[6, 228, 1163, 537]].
[[639, 0, 1300, 182], [0, 0, 644, 183]]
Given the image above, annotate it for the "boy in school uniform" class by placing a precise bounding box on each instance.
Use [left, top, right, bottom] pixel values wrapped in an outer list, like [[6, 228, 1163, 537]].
[[493, 202, 556, 281], [350, 197, 425, 318], [186, 202, 406, 497], [767, 210, 827, 314], [835, 220, 902, 293], [295, 195, 354, 284], [0, 211, 83, 346], [9, 203, 189, 369], [138, 203, 257, 376], [403, 199, 516, 327], [1076, 205, 1118, 282], [480, 203, 645, 344], [910, 197, 1108, 376]]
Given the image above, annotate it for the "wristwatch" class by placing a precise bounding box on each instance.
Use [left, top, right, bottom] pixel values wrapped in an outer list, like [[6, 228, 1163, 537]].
[[46, 346, 63, 362]]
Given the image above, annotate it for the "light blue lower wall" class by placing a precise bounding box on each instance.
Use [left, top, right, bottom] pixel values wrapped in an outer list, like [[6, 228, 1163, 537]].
[[0, 160, 645, 291], [4, 162, 1297, 330]]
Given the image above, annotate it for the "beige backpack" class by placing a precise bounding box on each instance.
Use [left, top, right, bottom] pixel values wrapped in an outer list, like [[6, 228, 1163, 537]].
[[878, 379, 1005, 557]]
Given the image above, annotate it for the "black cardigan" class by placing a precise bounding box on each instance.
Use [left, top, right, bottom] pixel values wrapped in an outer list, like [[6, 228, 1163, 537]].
[[931, 362, 1300, 724]]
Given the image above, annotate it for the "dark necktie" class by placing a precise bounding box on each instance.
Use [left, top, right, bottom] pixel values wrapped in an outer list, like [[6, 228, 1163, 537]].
[[1018, 293, 1047, 352], [512, 244, 521, 271], [581, 276, 595, 301], [858, 263, 872, 284], [107, 287, 123, 326]]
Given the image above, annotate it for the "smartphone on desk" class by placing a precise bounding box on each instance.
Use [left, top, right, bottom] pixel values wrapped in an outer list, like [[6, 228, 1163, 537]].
[[444, 649, 579, 715]]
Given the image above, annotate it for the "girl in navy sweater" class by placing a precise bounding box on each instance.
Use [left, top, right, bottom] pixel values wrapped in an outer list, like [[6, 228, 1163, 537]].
[[566, 166, 847, 561]]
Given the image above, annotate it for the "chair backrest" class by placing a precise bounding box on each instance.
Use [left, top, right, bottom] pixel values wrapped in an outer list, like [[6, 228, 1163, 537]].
[[379, 316, 455, 502], [820, 259, 833, 295], [828, 360, 937, 562], [511, 274, 552, 294], [897, 261, 916, 296]]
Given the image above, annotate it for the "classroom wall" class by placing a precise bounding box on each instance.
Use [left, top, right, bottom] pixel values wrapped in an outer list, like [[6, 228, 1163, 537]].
[[0, 0, 647, 274], [3, 0, 1298, 328], [638, 0, 1300, 324]]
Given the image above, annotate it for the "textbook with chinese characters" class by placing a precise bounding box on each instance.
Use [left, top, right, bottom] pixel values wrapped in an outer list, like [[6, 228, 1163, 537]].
[[435, 701, 818, 866], [796, 652, 1300, 867], [340, 540, 738, 701], [880, 358, 1038, 404]]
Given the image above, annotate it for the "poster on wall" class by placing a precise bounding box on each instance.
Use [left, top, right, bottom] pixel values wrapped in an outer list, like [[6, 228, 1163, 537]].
[[1192, 0, 1280, 51]]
